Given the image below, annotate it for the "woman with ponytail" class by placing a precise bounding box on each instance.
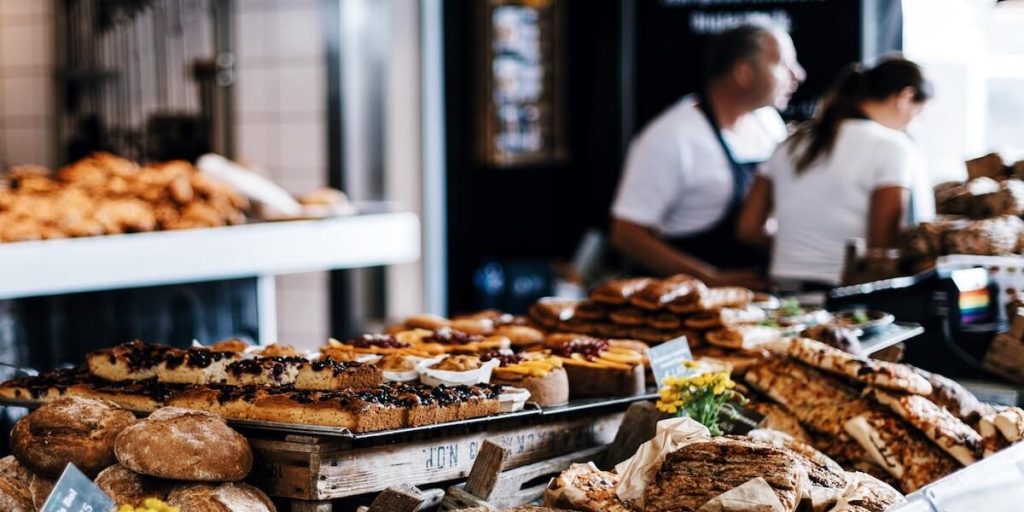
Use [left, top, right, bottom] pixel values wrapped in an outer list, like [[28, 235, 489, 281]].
[[737, 57, 933, 289]]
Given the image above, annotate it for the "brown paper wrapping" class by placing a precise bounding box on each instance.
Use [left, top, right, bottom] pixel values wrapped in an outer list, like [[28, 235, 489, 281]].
[[696, 478, 788, 512], [613, 417, 711, 508]]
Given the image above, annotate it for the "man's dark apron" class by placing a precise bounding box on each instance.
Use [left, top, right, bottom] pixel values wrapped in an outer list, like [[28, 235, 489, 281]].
[[665, 98, 768, 269]]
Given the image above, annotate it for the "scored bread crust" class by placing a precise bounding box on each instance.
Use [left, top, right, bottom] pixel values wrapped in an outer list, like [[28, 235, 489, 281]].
[[167, 482, 276, 512], [0, 456, 35, 512], [96, 464, 173, 508], [11, 396, 137, 478], [114, 407, 253, 482], [869, 388, 982, 465], [785, 338, 932, 395]]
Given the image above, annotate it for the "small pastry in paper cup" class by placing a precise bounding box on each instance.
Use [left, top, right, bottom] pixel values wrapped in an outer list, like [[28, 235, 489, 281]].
[[379, 354, 424, 383], [417, 355, 500, 387], [497, 386, 531, 412]]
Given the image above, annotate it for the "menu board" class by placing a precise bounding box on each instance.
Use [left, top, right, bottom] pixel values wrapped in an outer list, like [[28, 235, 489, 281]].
[[477, 0, 568, 166]]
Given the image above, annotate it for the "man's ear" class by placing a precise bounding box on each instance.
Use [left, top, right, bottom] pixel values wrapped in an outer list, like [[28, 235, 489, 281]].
[[733, 61, 755, 88]]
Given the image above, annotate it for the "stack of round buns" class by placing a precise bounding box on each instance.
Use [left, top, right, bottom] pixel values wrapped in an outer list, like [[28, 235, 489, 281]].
[[1, 397, 274, 512]]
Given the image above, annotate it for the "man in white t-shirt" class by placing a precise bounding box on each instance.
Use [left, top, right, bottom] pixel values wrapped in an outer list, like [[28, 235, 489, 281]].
[[610, 22, 804, 289]]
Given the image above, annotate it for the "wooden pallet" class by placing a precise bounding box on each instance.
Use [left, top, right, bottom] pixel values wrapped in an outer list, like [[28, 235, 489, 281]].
[[246, 408, 624, 511], [438, 441, 607, 511]]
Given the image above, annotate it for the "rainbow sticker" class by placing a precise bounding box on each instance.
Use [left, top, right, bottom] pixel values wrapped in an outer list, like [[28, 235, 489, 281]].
[[959, 287, 991, 324]]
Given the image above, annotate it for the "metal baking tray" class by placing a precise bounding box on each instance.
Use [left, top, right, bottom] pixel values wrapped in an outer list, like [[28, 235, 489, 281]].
[[859, 322, 924, 356], [0, 392, 659, 440], [539, 392, 658, 416], [227, 403, 545, 439]]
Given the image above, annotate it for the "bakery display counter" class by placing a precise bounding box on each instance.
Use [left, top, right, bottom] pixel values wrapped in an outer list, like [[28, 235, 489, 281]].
[[0, 208, 419, 343]]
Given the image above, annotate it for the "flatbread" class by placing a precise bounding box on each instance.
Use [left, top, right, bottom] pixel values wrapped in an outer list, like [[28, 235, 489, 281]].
[[843, 411, 960, 493], [785, 338, 932, 395], [870, 388, 982, 465]]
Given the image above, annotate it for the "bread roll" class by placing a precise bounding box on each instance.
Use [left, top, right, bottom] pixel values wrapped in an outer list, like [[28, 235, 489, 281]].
[[114, 407, 252, 482], [96, 464, 173, 506], [0, 456, 35, 512], [11, 396, 136, 478], [167, 482, 276, 512]]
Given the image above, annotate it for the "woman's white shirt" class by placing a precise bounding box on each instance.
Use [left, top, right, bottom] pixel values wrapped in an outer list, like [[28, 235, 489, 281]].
[[762, 119, 930, 285]]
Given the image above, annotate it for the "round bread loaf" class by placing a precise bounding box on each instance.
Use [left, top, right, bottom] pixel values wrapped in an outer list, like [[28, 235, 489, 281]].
[[11, 396, 136, 478], [96, 464, 173, 506], [0, 456, 35, 512], [167, 482, 276, 512], [114, 407, 252, 481]]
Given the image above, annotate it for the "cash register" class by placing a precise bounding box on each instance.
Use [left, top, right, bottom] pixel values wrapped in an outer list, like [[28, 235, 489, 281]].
[[827, 265, 999, 380]]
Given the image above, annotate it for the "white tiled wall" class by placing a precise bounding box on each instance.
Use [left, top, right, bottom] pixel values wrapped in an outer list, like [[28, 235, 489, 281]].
[[0, 0, 55, 168], [233, 0, 331, 349]]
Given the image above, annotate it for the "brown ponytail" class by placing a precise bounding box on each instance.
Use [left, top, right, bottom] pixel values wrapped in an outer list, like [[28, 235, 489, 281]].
[[789, 58, 932, 174]]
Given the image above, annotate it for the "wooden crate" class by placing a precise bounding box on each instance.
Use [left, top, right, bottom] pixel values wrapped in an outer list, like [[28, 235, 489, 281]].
[[246, 408, 624, 505]]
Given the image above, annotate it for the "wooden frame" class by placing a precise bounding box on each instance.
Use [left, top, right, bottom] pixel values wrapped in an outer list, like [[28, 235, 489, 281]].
[[475, 0, 568, 167]]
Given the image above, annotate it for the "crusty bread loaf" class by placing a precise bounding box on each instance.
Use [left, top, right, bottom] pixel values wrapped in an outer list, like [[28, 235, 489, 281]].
[[96, 464, 173, 507], [114, 407, 253, 481], [0, 456, 35, 512], [167, 482, 276, 512], [11, 396, 136, 478]]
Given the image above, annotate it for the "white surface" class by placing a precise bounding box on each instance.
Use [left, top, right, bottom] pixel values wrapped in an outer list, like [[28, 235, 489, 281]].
[[0, 212, 420, 300], [763, 119, 929, 285], [611, 94, 786, 237]]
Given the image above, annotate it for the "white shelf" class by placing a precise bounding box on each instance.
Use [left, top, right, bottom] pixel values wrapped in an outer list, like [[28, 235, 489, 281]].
[[0, 211, 421, 300]]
